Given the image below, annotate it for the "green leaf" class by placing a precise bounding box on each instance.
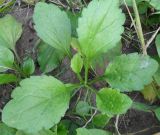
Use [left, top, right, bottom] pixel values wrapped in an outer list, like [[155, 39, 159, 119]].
[[156, 34, 160, 57], [16, 129, 56, 135], [91, 42, 122, 71], [71, 38, 81, 51], [60, 120, 78, 135], [105, 53, 158, 91], [93, 114, 110, 127], [154, 107, 160, 121], [76, 101, 90, 116], [57, 122, 68, 135], [77, 0, 125, 59], [2, 76, 72, 133], [132, 102, 157, 112], [0, 14, 22, 50], [22, 58, 35, 75], [96, 88, 132, 115], [67, 11, 81, 37], [37, 41, 65, 73], [154, 66, 160, 85], [0, 123, 16, 135], [0, 46, 14, 72], [71, 53, 83, 73], [76, 128, 111, 135], [121, 0, 149, 6], [0, 74, 17, 85], [0, 0, 5, 5], [138, 2, 149, 14], [141, 84, 157, 102], [33, 2, 71, 55], [150, 0, 160, 10]]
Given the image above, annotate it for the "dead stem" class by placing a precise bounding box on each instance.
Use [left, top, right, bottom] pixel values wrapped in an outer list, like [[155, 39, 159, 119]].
[[146, 26, 160, 49], [115, 115, 121, 135], [83, 109, 97, 128], [132, 0, 147, 55]]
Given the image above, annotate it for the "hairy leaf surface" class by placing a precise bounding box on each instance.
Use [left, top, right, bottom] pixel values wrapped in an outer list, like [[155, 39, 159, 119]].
[[77, 0, 125, 59], [105, 53, 158, 91], [0, 15, 22, 50], [96, 88, 132, 115], [2, 76, 71, 133], [33, 2, 71, 55]]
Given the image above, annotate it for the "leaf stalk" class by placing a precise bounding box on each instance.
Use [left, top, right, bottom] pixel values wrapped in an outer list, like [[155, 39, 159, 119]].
[[132, 0, 147, 55]]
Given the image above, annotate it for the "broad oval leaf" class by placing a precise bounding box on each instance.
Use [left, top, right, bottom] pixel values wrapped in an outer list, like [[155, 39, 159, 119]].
[[76, 128, 111, 135], [0, 46, 14, 72], [0, 14, 22, 50], [96, 88, 132, 115], [0, 74, 17, 85], [105, 53, 158, 91], [77, 0, 125, 60], [2, 76, 71, 133], [33, 2, 72, 55], [71, 53, 83, 73], [0, 123, 16, 135], [37, 41, 65, 73]]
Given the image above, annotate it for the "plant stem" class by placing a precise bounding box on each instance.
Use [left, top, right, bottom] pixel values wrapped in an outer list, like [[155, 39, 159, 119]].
[[13, 62, 25, 78], [84, 89, 89, 101], [132, 0, 147, 55], [88, 75, 106, 85], [123, 0, 138, 34], [66, 49, 72, 59], [84, 61, 89, 85], [85, 85, 98, 94], [77, 73, 83, 83], [13, 48, 21, 64]]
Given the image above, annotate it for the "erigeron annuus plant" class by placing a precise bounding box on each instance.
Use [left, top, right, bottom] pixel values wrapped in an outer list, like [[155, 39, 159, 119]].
[[0, 0, 159, 134]]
